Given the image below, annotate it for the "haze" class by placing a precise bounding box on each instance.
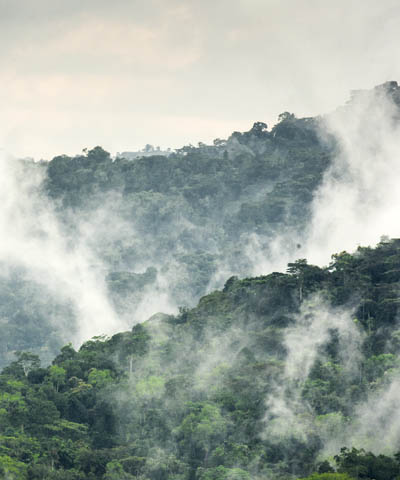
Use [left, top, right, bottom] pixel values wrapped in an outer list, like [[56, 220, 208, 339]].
[[2, 0, 400, 158]]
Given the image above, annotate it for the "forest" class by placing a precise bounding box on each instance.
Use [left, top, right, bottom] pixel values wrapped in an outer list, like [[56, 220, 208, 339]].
[[1, 82, 400, 479], [1, 238, 400, 478], [0, 112, 331, 366]]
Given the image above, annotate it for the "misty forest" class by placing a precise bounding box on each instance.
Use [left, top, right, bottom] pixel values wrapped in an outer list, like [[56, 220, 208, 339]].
[[3, 77, 400, 479]]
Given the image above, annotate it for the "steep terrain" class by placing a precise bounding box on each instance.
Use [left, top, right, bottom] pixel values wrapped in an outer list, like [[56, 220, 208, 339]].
[[1, 239, 400, 479], [7, 80, 400, 367], [0, 113, 331, 366], [2, 82, 400, 479]]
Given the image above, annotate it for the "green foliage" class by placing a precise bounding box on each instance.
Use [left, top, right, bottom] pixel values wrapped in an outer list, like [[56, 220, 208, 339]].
[[299, 474, 353, 480], [104, 460, 135, 479], [0, 454, 28, 479], [0, 117, 332, 366], [49, 365, 67, 392], [177, 403, 228, 453], [3, 124, 400, 480], [0, 241, 398, 477], [88, 369, 113, 389], [197, 465, 251, 480], [334, 447, 400, 480]]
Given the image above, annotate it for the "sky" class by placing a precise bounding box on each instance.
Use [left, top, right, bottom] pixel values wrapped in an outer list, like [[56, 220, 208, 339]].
[[2, 0, 400, 159]]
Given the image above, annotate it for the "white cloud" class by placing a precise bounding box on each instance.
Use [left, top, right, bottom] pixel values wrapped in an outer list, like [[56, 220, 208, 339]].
[[0, 153, 127, 344]]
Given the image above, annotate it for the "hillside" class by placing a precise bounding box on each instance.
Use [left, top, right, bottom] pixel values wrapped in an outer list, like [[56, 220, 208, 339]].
[[4, 0, 400, 478], [0, 113, 331, 366], [6, 80, 400, 367], [1, 238, 400, 479], [45, 115, 329, 303]]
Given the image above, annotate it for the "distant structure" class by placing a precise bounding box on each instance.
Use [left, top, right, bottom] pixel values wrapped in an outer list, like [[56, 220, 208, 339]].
[[375, 80, 399, 92], [349, 81, 399, 103], [116, 144, 172, 160]]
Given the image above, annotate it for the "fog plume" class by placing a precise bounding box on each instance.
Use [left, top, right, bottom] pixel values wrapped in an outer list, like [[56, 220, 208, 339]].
[[247, 82, 400, 278], [265, 295, 363, 441], [0, 154, 126, 346], [306, 83, 400, 265]]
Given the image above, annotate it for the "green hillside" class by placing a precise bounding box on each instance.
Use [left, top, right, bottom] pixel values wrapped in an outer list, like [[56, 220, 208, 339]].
[[45, 115, 329, 304], [0, 114, 331, 366], [1, 238, 400, 479]]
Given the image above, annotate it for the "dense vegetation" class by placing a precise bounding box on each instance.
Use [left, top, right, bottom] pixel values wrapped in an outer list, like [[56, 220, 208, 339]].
[[0, 114, 332, 366], [2, 82, 400, 478], [2, 238, 400, 479], [45, 115, 329, 303]]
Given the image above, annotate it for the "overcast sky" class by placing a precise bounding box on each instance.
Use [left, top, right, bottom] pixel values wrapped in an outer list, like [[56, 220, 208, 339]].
[[2, 0, 400, 159]]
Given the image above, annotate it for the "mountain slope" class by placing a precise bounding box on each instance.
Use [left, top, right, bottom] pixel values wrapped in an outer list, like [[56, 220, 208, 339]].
[[2, 238, 400, 479], [0, 114, 332, 366]]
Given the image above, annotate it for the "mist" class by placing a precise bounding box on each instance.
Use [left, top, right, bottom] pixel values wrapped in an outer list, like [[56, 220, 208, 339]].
[[0, 153, 126, 348], [3, 1, 400, 159], [264, 294, 363, 441], [257, 82, 400, 457], [5, 80, 400, 363], [3, 1, 400, 478], [247, 82, 400, 279], [305, 82, 400, 266]]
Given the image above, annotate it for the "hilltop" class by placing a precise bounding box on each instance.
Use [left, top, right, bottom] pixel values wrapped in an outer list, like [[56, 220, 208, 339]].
[[0, 111, 332, 366]]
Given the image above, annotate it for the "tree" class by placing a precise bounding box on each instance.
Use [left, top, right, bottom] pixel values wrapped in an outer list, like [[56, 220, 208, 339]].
[[14, 352, 40, 377], [197, 465, 251, 480], [49, 365, 67, 393], [0, 455, 28, 479], [178, 403, 228, 464], [87, 369, 113, 389], [278, 112, 296, 122], [287, 259, 324, 302], [104, 460, 135, 480], [249, 121, 268, 137], [334, 447, 400, 480]]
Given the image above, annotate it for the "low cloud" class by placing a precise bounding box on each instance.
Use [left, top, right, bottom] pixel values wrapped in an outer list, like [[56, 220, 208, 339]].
[[0, 153, 126, 346]]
